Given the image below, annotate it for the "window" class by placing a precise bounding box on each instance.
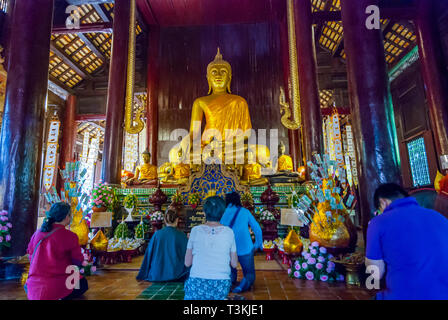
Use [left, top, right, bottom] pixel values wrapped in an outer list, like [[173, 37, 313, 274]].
[[407, 137, 431, 187]]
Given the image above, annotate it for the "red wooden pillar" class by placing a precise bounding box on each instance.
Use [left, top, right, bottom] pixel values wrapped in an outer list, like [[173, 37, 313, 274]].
[[294, 0, 323, 160], [0, 0, 54, 256], [101, 0, 130, 184], [415, 0, 448, 165], [59, 95, 77, 169], [146, 26, 160, 166], [341, 0, 401, 238]]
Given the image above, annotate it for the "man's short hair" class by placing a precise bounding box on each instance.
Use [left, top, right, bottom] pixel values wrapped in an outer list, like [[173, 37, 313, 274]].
[[203, 196, 226, 222], [373, 183, 409, 209]]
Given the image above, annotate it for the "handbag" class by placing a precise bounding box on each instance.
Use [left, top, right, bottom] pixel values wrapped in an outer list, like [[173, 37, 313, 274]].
[[23, 227, 64, 293]]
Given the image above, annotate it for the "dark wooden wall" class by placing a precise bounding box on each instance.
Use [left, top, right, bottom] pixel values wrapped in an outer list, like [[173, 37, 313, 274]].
[[390, 62, 438, 189], [156, 22, 288, 163]]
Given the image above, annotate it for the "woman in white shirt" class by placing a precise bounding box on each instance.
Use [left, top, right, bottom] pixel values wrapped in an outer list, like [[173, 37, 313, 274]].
[[184, 196, 238, 300]]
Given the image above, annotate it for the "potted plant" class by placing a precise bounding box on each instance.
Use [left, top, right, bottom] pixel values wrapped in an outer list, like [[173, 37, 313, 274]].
[[123, 193, 138, 222], [149, 211, 164, 232], [91, 182, 114, 212], [188, 192, 201, 209], [259, 209, 278, 241]]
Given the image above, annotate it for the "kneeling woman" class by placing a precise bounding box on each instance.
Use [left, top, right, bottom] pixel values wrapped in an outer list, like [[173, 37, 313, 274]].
[[26, 202, 88, 300], [184, 196, 238, 300], [137, 209, 189, 282]]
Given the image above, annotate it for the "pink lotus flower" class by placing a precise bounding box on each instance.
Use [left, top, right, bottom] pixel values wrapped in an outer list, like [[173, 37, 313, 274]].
[[0, 236, 4, 242], [328, 261, 335, 269], [293, 271, 300, 278], [5, 235, 11, 241], [301, 262, 308, 269], [316, 263, 323, 270], [287, 268, 292, 275], [6, 223, 12, 228], [82, 261, 88, 267], [320, 275, 329, 282], [307, 258, 316, 265], [326, 267, 333, 273], [310, 249, 317, 255], [317, 256, 325, 263], [80, 269, 84, 274], [295, 262, 301, 270], [304, 252, 311, 259], [91, 266, 96, 272], [319, 247, 327, 254], [0, 216, 7, 221], [301, 251, 307, 257], [311, 241, 319, 247], [0, 210, 7, 215], [305, 271, 314, 280]]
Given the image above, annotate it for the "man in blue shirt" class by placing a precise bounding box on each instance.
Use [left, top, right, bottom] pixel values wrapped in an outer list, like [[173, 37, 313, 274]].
[[366, 183, 448, 299]]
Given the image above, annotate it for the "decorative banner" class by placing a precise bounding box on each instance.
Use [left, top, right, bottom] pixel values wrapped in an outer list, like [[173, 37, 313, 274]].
[[83, 132, 100, 196], [345, 125, 358, 186], [326, 117, 336, 161], [345, 153, 353, 187], [332, 113, 344, 168], [43, 119, 60, 191], [81, 132, 90, 164], [124, 131, 139, 172]]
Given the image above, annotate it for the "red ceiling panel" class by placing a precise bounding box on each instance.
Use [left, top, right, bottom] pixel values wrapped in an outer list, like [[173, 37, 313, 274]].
[[137, 0, 285, 26]]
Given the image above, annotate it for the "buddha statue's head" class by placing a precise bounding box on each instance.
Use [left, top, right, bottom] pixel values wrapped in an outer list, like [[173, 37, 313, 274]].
[[278, 141, 286, 155], [142, 150, 151, 164], [207, 48, 232, 94]]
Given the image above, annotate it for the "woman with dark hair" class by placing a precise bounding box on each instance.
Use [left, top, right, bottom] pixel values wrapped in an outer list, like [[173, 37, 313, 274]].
[[221, 192, 263, 293], [26, 202, 87, 300], [184, 196, 238, 300], [137, 209, 188, 282]]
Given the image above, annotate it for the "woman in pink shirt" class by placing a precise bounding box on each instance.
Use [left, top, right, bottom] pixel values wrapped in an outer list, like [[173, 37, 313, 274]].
[[26, 202, 88, 300]]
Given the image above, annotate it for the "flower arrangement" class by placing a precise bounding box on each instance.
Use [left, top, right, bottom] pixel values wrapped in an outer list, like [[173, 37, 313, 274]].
[[188, 192, 201, 209], [123, 193, 137, 209], [80, 249, 96, 276], [263, 240, 275, 249], [114, 221, 133, 239], [259, 209, 276, 221], [0, 210, 11, 250], [288, 241, 344, 282], [90, 182, 114, 210], [149, 210, 164, 222]]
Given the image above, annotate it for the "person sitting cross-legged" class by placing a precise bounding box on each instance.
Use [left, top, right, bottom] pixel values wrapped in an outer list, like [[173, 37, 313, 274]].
[[366, 183, 448, 300], [137, 209, 189, 282]]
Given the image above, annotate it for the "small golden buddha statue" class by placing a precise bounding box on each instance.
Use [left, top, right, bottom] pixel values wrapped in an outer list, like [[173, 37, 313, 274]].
[[277, 141, 294, 172], [126, 150, 158, 186], [160, 148, 191, 185], [168, 48, 270, 166], [240, 150, 268, 186]]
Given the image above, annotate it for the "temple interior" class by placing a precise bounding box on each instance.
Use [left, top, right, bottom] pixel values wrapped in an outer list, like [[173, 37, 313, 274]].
[[0, 0, 448, 302]]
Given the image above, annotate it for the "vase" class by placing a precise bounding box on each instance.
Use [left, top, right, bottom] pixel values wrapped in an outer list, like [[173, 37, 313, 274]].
[[92, 206, 107, 212], [124, 207, 133, 222], [263, 248, 274, 261], [261, 220, 278, 241]]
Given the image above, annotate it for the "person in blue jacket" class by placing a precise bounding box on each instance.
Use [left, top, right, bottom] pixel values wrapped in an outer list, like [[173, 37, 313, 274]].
[[220, 192, 263, 293]]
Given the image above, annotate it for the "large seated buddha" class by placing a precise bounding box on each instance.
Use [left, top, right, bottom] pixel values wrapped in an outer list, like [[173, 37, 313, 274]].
[[168, 48, 270, 167]]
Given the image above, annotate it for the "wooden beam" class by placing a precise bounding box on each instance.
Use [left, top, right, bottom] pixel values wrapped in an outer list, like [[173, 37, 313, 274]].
[[52, 22, 113, 34], [66, 0, 113, 5], [92, 3, 110, 22], [312, 7, 416, 23], [77, 33, 107, 61], [321, 107, 350, 115], [50, 42, 91, 79], [76, 113, 106, 121], [49, 75, 75, 95]]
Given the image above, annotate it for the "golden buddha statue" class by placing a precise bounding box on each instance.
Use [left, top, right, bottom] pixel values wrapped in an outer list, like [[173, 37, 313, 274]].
[[240, 150, 268, 186], [126, 150, 158, 186], [169, 48, 270, 166], [277, 141, 294, 172], [160, 148, 191, 185]]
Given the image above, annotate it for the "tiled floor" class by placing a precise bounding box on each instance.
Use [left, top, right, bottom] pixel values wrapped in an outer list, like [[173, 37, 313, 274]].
[[0, 268, 375, 300]]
